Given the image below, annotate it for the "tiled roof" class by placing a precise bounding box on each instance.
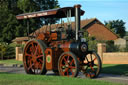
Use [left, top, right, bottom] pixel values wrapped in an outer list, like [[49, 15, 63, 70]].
[[33, 18, 97, 34]]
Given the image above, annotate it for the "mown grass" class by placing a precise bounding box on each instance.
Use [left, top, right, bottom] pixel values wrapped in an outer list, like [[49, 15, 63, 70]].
[[0, 59, 22, 65], [102, 64, 128, 76], [0, 73, 121, 85]]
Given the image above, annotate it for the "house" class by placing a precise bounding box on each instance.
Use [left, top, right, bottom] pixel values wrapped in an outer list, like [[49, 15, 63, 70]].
[[12, 18, 118, 44], [82, 18, 118, 40], [114, 36, 128, 49], [12, 37, 29, 45], [114, 38, 126, 49]]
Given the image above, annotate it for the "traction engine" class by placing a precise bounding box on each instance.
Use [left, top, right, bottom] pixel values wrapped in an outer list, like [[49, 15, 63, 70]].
[[16, 4, 102, 78]]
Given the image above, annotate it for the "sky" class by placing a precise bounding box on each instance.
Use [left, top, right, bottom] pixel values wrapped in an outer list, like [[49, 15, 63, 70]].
[[58, 0, 128, 31]]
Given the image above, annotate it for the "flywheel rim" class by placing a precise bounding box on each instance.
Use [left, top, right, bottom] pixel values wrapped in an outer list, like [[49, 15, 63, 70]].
[[23, 39, 47, 74]]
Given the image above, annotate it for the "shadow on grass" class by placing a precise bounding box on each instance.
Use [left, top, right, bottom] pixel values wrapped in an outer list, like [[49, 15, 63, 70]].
[[0, 72, 10, 74], [101, 64, 128, 76]]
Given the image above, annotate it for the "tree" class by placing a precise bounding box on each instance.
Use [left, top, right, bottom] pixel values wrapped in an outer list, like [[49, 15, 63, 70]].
[[104, 19, 126, 38], [0, 0, 60, 43], [0, 0, 19, 43], [34, 0, 60, 25], [0, 42, 7, 60], [0, 42, 15, 60]]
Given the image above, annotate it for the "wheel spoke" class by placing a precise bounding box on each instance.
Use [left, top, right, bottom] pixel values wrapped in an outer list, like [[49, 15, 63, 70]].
[[63, 68, 68, 74], [60, 64, 66, 68], [70, 59, 74, 65], [70, 68, 74, 75], [94, 64, 98, 66], [85, 66, 89, 71], [31, 43, 36, 54], [25, 53, 32, 57], [90, 65, 95, 71], [38, 62, 42, 69], [30, 47, 34, 57], [93, 57, 97, 61], [31, 43, 35, 50], [38, 59, 43, 63], [28, 63, 34, 71], [34, 44, 39, 56], [85, 56, 89, 62], [63, 57, 68, 64], [69, 66, 76, 69], [37, 55, 44, 59], [90, 54, 93, 61], [67, 55, 70, 61]]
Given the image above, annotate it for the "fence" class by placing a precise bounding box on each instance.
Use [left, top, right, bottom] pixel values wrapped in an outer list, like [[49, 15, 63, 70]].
[[16, 47, 23, 61], [97, 43, 128, 64]]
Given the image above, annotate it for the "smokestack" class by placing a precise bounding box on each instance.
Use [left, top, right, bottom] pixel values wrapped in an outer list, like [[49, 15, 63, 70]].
[[74, 4, 81, 41]]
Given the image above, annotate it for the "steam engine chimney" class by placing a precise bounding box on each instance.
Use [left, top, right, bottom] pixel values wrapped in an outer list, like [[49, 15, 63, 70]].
[[74, 4, 81, 41]]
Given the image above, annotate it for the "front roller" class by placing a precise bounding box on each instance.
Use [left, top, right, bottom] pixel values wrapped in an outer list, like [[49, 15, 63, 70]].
[[82, 51, 102, 78], [58, 52, 79, 77], [23, 39, 47, 74]]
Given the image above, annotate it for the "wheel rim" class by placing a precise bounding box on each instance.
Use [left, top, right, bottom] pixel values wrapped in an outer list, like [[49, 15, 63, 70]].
[[58, 52, 78, 77], [83, 52, 101, 78], [23, 40, 45, 74]]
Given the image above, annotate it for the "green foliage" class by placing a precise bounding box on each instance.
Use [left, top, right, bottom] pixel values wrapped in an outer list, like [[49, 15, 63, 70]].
[[84, 31, 122, 52], [0, 42, 7, 59], [84, 31, 98, 51], [104, 19, 126, 38], [106, 41, 120, 52], [0, 0, 60, 43], [123, 44, 128, 52], [125, 31, 128, 36], [0, 42, 15, 60], [0, 0, 20, 43]]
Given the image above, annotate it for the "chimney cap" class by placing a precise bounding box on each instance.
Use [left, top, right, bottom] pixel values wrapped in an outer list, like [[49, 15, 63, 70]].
[[74, 4, 81, 8]]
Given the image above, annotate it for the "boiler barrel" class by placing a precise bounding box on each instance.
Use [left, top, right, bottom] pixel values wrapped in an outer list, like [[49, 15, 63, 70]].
[[58, 42, 88, 56]]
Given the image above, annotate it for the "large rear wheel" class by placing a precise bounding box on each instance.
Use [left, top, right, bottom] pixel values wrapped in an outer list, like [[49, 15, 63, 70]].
[[58, 52, 79, 77], [23, 39, 47, 74], [83, 51, 102, 78]]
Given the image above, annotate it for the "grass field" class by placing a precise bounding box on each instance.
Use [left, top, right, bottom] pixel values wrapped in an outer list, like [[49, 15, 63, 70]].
[[102, 64, 128, 76], [0, 59, 23, 65], [0, 73, 121, 85]]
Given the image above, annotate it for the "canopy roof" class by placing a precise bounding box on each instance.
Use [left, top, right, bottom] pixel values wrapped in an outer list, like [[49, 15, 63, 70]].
[[16, 7, 85, 20]]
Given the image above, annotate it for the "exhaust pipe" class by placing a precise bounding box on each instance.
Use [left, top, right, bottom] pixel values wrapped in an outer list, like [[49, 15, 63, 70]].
[[74, 4, 81, 41]]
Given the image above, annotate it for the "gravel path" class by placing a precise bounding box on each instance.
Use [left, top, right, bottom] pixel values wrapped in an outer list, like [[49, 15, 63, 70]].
[[0, 65, 128, 85]]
